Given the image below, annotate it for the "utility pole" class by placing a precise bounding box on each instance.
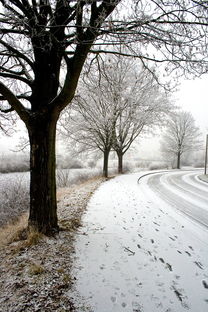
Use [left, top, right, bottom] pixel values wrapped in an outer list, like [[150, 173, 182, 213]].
[[205, 134, 208, 175]]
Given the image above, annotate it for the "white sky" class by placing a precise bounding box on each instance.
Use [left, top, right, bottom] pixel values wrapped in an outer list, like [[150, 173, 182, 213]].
[[0, 74, 208, 155], [134, 74, 208, 159], [176, 74, 208, 134]]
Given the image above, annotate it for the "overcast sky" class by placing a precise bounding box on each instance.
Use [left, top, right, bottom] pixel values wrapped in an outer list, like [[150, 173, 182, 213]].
[[0, 74, 208, 155], [176, 74, 208, 134], [133, 74, 208, 159]]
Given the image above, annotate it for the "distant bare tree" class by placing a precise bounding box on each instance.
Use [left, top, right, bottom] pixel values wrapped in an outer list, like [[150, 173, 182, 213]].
[[161, 111, 202, 169]]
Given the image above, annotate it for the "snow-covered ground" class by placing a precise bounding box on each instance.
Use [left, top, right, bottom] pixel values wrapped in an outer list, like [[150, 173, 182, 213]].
[[72, 170, 208, 312], [0, 168, 102, 188]]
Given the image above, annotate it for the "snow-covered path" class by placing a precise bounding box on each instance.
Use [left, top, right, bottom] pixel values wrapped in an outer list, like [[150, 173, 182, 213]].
[[72, 171, 208, 312]]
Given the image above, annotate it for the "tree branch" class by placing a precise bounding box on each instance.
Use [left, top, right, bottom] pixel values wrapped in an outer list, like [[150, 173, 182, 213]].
[[0, 106, 14, 113], [0, 39, 34, 70], [0, 81, 30, 123], [0, 72, 32, 87]]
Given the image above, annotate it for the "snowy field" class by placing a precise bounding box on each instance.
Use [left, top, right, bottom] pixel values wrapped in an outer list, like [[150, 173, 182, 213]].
[[72, 170, 208, 312], [0, 168, 103, 226]]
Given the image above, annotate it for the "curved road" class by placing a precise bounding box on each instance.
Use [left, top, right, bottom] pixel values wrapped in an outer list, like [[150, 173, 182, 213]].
[[72, 171, 208, 312], [145, 170, 208, 228]]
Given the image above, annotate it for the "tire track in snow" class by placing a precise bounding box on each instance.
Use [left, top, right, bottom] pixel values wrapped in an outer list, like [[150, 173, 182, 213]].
[[147, 171, 208, 229]]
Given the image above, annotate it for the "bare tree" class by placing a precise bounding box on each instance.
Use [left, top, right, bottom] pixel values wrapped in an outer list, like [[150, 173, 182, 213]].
[[110, 59, 171, 173], [59, 84, 119, 178], [161, 111, 201, 169], [0, 1, 122, 234], [60, 56, 171, 175], [0, 1, 207, 233]]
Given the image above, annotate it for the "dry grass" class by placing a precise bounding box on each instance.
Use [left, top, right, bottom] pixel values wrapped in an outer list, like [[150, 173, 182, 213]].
[[24, 229, 44, 247], [0, 213, 45, 252], [0, 179, 76, 249], [0, 175, 105, 250], [0, 213, 28, 248], [28, 263, 45, 275]]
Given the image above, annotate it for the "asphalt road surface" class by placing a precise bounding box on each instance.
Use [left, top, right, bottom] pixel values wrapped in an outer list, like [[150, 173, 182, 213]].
[[145, 170, 208, 228]]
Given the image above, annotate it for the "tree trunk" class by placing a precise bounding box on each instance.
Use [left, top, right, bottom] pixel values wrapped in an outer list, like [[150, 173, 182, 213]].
[[177, 152, 181, 169], [103, 150, 110, 178], [117, 151, 123, 174], [28, 113, 59, 235]]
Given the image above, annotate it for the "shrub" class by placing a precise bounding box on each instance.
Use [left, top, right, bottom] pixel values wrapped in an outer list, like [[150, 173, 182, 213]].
[[0, 154, 29, 173], [56, 155, 84, 169], [122, 163, 132, 173], [0, 174, 29, 227], [87, 160, 97, 168], [56, 169, 71, 187], [136, 161, 151, 168], [56, 168, 102, 188], [148, 161, 169, 170], [193, 161, 204, 168]]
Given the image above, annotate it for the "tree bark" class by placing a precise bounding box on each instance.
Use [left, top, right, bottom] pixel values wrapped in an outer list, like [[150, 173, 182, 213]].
[[177, 152, 181, 169], [103, 150, 110, 178], [117, 151, 123, 174], [27, 112, 59, 234]]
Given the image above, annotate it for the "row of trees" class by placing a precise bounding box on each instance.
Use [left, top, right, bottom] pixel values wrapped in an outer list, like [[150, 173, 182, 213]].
[[59, 56, 171, 177], [0, 0, 208, 233]]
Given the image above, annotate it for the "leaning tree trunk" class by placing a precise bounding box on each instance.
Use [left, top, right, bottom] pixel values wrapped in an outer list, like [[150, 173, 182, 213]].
[[177, 152, 181, 169], [27, 112, 59, 234], [117, 151, 123, 174], [103, 150, 110, 178]]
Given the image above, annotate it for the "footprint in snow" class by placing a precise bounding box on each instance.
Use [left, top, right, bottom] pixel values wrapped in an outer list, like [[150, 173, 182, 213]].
[[202, 280, 208, 289], [185, 251, 191, 257], [100, 264, 105, 270], [111, 296, 116, 303], [169, 237, 175, 241], [194, 261, 204, 270], [153, 221, 160, 226], [166, 263, 173, 271], [172, 286, 184, 303]]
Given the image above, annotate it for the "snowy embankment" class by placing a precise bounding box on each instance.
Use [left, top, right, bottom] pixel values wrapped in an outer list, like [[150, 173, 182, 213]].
[[72, 171, 208, 312]]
